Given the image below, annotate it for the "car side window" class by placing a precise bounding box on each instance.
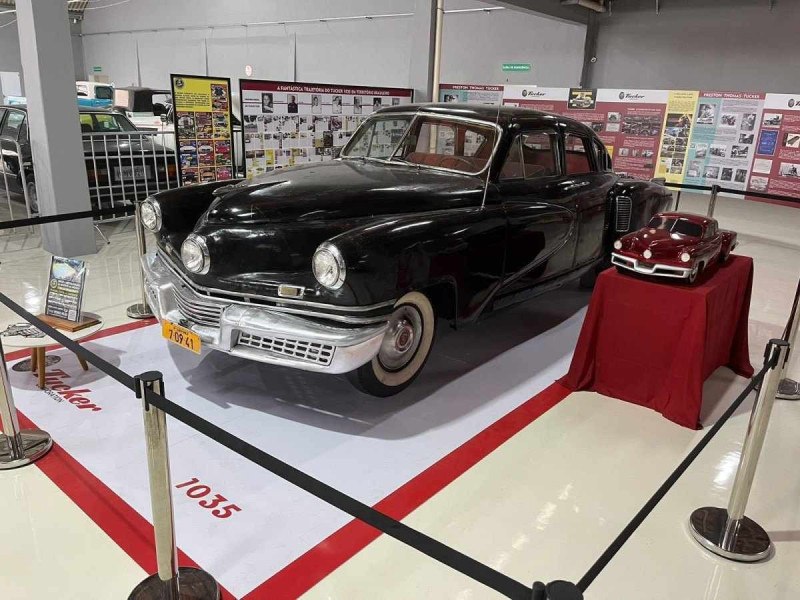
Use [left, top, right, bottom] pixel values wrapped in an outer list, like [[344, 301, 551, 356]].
[[500, 131, 558, 180], [0, 110, 25, 141], [594, 139, 611, 171], [564, 133, 593, 175]]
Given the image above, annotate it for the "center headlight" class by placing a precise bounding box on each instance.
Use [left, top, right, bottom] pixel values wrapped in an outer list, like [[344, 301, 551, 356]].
[[181, 234, 210, 274], [140, 197, 162, 232], [680, 252, 691, 263], [312, 243, 346, 290], [613, 240, 622, 250], [643, 249, 652, 259]]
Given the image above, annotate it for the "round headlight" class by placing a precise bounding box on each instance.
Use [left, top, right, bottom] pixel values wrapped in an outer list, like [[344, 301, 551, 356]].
[[643, 249, 652, 259], [312, 243, 346, 290], [613, 240, 622, 250], [680, 252, 691, 263], [140, 198, 162, 232], [181, 234, 210, 274]]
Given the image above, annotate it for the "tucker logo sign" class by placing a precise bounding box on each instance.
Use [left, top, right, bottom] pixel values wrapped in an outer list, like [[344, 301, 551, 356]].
[[43, 368, 102, 412], [521, 89, 546, 98]]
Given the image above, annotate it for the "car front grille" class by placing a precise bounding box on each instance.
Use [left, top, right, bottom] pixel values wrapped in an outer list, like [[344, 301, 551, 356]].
[[237, 332, 335, 367], [173, 288, 224, 327], [615, 196, 632, 232]]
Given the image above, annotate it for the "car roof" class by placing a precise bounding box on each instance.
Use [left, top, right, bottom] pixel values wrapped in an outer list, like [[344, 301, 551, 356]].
[[116, 86, 171, 94], [376, 102, 597, 136], [1, 104, 121, 114], [656, 212, 716, 226]]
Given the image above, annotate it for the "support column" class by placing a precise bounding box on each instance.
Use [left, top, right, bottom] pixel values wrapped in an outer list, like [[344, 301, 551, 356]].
[[408, 0, 438, 102], [580, 11, 599, 88], [16, 0, 96, 257]]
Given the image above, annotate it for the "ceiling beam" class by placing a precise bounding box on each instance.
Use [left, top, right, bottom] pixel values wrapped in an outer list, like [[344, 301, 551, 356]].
[[489, 0, 590, 24]]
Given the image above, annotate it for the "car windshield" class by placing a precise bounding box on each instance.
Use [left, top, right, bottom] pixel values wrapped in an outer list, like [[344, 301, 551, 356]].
[[342, 114, 498, 174], [94, 86, 114, 100], [648, 216, 704, 238], [80, 112, 137, 133]]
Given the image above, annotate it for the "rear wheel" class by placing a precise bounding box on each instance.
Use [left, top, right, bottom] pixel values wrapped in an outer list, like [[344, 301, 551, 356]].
[[347, 291, 436, 397], [25, 179, 38, 214]]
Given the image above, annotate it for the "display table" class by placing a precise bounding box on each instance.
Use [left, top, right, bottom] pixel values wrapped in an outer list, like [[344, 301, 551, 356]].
[[1, 313, 103, 389], [560, 256, 754, 429]]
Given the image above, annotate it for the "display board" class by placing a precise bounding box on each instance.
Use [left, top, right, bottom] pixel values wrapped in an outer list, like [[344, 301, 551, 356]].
[[239, 79, 413, 177], [44, 257, 87, 322], [748, 93, 800, 196], [682, 91, 765, 190], [170, 74, 235, 185], [439, 83, 504, 105]]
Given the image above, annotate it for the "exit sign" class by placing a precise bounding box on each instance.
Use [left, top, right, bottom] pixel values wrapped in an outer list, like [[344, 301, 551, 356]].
[[502, 63, 531, 72], [92, 66, 102, 73]]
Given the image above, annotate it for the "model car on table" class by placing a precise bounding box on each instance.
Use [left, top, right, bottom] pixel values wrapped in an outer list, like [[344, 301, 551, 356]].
[[611, 212, 737, 284], [139, 103, 670, 396]]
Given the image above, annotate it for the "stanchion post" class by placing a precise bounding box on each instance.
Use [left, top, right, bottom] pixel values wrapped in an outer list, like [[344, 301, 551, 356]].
[[0, 338, 52, 469], [673, 190, 682, 211], [707, 184, 720, 217], [126, 200, 154, 320], [689, 338, 790, 562], [777, 279, 800, 400], [531, 580, 583, 600], [129, 372, 219, 600]]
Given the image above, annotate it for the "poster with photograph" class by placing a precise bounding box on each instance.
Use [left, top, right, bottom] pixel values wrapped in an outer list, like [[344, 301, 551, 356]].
[[170, 74, 234, 185], [439, 84, 504, 105], [747, 92, 800, 198], [654, 90, 700, 184], [683, 91, 765, 190], [44, 256, 87, 322], [240, 79, 413, 177]]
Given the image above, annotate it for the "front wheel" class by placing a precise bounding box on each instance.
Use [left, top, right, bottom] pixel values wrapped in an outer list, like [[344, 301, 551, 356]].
[[347, 291, 436, 397]]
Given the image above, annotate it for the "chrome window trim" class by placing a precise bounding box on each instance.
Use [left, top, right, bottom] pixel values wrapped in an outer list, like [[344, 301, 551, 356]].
[[342, 110, 504, 178], [157, 249, 395, 316]]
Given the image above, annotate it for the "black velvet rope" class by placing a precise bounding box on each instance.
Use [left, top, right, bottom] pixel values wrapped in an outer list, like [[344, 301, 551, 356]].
[[0, 292, 532, 600], [0, 205, 135, 231], [664, 182, 800, 205], [576, 348, 778, 593]]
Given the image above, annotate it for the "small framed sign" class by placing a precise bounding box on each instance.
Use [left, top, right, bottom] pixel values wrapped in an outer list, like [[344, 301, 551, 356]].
[[44, 256, 87, 324]]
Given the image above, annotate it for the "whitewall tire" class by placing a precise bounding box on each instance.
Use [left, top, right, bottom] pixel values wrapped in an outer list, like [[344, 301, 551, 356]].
[[347, 291, 436, 397]]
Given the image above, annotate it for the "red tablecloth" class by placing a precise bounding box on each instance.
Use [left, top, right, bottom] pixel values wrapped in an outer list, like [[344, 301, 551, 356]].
[[560, 255, 754, 429]]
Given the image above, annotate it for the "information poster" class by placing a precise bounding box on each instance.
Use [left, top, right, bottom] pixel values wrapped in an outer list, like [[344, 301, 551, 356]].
[[44, 257, 87, 322], [683, 91, 765, 190], [748, 93, 800, 198], [239, 79, 413, 177], [504, 87, 667, 179], [170, 74, 234, 185], [654, 90, 699, 184], [439, 84, 504, 105]]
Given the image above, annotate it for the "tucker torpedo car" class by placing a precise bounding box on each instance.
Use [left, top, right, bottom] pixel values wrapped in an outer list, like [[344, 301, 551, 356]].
[[611, 212, 737, 284], [139, 103, 670, 396]]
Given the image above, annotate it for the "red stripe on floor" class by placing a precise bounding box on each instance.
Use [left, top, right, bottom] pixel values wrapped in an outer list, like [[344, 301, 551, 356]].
[[4, 318, 157, 362], [242, 381, 571, 600]]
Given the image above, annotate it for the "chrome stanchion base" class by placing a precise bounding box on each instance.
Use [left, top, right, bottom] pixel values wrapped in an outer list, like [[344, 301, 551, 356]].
[[128, 567, 219, 600], [0, 429, 53, 470], [689, 507, 773, 562], [777, 378, 800, 400], [127, 303, 154, 320]]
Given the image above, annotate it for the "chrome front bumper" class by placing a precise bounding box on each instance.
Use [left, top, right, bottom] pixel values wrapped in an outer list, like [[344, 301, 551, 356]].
[[141, 252, 388, 374], [611, 253, 693, 279]]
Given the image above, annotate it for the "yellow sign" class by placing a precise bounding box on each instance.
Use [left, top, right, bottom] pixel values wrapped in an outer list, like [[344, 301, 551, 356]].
[[655, 90, 699, 184], [162, 321, 202, 354]]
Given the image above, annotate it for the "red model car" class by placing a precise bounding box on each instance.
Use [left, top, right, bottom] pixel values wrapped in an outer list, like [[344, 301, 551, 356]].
[[611, 212, 737, 284]]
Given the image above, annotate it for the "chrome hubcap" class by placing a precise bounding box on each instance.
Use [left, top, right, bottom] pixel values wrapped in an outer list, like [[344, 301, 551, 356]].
[[378, 305, 423, 372]]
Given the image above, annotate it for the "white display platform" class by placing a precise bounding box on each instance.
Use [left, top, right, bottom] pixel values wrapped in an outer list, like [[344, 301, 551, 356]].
[[7, 291, 588, 598]]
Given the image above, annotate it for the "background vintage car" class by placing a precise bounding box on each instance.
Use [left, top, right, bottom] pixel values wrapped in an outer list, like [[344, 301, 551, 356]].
[[0, 105, 177, 213], [141, 104, 671, 396]]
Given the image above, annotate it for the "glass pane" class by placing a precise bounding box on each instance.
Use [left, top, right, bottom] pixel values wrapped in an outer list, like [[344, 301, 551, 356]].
[[396, 117, 497, 174], [343, 116, 413, 159], [521, 132, 557, 177], [500, 137, 523, 180], [1, 110, 24, 139], [565, 134, 592, 174]]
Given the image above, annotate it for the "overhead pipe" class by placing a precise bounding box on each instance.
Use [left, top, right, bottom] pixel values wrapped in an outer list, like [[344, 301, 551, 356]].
[[561, 0, 608, 13], [431, 0, 445, 103]]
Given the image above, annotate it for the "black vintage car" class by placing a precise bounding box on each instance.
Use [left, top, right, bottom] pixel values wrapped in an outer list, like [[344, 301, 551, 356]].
[[0, 105, 177, 213], [141, 104, 670, 396]]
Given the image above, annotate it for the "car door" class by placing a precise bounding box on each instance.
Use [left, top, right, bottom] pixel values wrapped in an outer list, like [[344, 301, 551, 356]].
[[0, 108, 26, 194], [496, 128, 578, 297], [563, 128, 616, 267]]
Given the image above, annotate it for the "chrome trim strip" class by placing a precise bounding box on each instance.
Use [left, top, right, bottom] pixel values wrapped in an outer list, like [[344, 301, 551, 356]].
[[153, 252, 393, 325], [611, 252, 692, 278]]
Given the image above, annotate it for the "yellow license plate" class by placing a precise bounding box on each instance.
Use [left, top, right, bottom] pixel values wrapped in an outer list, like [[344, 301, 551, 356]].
[[162, 321, 201, 354]]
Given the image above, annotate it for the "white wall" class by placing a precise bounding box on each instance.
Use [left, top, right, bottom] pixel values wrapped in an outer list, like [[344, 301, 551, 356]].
[[79, 0, 586, 91], [591, 0, 800, 93]]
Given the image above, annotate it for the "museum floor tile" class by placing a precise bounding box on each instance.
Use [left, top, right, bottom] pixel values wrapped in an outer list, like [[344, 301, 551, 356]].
[[0, 192, 798, 599]]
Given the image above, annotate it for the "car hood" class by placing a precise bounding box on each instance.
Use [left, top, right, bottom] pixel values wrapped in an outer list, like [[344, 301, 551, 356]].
[[202, 159, 487, 225], [625, 229, 696, 256]]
